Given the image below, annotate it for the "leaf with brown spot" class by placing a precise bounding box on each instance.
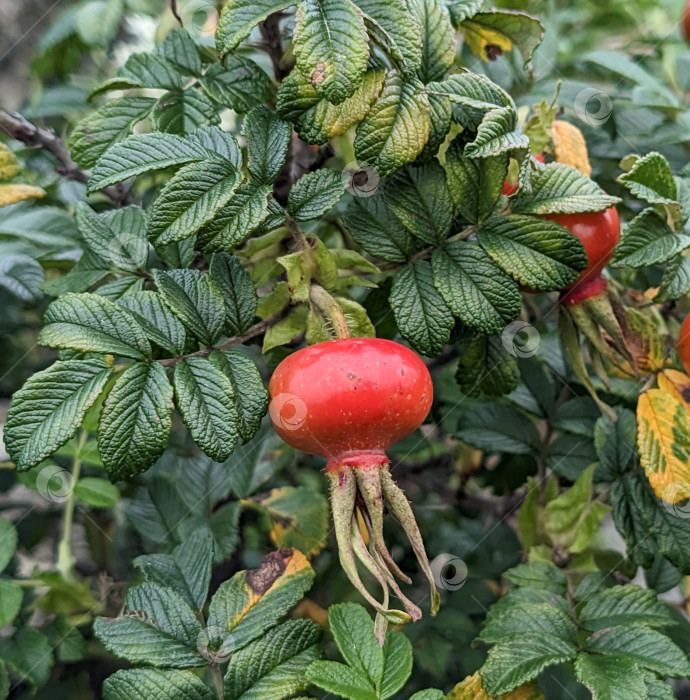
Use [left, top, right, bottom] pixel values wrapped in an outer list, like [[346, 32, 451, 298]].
[[658, 369, 690, 409], [551, 120, 591, 178], [637, 389, 690, 503], [206, 548, 315, 655]]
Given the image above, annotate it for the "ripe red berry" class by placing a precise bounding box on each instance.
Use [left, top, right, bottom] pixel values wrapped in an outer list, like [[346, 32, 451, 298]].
[[683, 1, 690, 43], [544, 206, 620, 299], [268, 338, 438, 638]]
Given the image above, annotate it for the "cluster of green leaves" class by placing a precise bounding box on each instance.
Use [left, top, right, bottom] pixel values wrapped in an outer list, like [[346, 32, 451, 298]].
[[475, 560, 689, 698]]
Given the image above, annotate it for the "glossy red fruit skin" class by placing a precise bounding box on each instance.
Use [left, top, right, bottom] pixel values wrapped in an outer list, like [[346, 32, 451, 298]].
[[503, 153, 545, 196], [560, 275, 608, 306], [544, 206, 620, 292], [683, 1, 690, 43], [268, 338, 433, 470], [678, 314, 690, 376]]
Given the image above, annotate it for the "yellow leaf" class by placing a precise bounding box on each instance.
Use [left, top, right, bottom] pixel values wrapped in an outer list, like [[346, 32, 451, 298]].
[[447, 672, 544, 700], [637, 389, 690, 503], [551, 120, 591, 177], [658, 369, 690, 409], [624, 308, 664, 373], [460, 24, 513, 63], [0, 184, 46, 207], [0, 143, 20, 180]]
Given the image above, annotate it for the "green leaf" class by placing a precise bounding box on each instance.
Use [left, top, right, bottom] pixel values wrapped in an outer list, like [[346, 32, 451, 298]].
[[574, 653, 647, 700], [305, 297, 375, 343], [579, 584, 675, 631], [619, 152, 680, 226], [98, 362, 173, 480], [73, 477, 120, 507], [103, 669, 215, 700], [460, 10, 544, 65], [151, 89, 220, 134], [91, 52, 183, 96], [476, 214, 588, 291], [174, 357, 240, 462], [0, 659, 8, 699], [200, 58, 273, 114], [277, 67, 385, 145], [154, 269, 226, 346], [644, 677, 676, 700], [263, 305, 310, 351], [206, 549, 314, 654], [384, 161, 453, 245], [341, 195, 416, 263], [478, 602, 577, 646], [118, 291, 187, 355], [292, 0, 369, 105], [148, 157, 241, 246], [390, 261, 453, 356], [249, 485, 328, 555], [655, 254, 690, 302], [0, 581, 22, 627], [446, 0, 483, 26], [287, 169, 346, 221], [353, 0, 422, 75], [408, 0, 456, 83], [544, 464, 610, 553], [188, 126, 243, 169], [354, 71, 430, 176], [159, 29, 204, 76], [134, 530, 214, 612], [5, 360, 112, 471], [503, 561, 568, 594], [418, 93, 452, 163], [306, 661, 378, 700], [610, 209, 690, 268], [380, 630, 413, 698], [408, 692, 445, 700], [216, 0, 295, 56], [69, 96, 155, 170], [39, 293, 152, 359], [0, 519, 18, 574], [511, 163, 620, 215], [444, 138, 507, 223], [89, 132, 210, 192], [432, 242, 522, 334], [585, 624, 690, 678], [209, 253, 257, 335], [464, 105, 529, 159], [479, 634, 578, 696], [223, 619, 322, 699], [94, 582, 204, 668], [209, 350, 268, 441], [75, 202, 148, 272], [0, 628, 54, 689], [0, 254, 44, 302], [199, 184, 273, 252], [243, 106, 292, 185], [455, 331, 519, 398], [455, 403, 540, 454]]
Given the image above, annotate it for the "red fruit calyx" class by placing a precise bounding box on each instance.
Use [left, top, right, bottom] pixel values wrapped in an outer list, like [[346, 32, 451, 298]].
[[268, 338, 439, 639]]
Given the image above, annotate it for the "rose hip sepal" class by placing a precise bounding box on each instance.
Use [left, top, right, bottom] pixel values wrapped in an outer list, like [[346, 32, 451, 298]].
[[268, 338, 440, 640]]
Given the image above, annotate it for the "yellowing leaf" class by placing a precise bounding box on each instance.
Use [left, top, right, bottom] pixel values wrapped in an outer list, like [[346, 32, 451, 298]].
[[447, 671, 544, 699], [658, 369, 690, 409], [0, 184, 46, 207], [0, 143, 20, 180], [624, 308, 664, 373], [551, 120, 591, 177], [637, 389, 690, 503], [460, 24, 512, 62]]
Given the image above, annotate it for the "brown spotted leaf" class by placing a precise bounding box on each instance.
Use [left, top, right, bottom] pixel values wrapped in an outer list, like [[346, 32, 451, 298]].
[[657, 369, 690, 409]]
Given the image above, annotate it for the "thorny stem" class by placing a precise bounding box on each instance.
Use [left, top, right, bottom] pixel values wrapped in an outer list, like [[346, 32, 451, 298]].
[[0, 110, 132, 205], [310, 284, 350, 339], [57, 430, 87, 582]]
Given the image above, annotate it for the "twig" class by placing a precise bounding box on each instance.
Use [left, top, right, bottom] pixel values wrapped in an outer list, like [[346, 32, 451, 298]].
[[157, 310, 289, 367], [171, 0, 183, 24], [0, 110, 131, 205], [259, 12, 290, 82]]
